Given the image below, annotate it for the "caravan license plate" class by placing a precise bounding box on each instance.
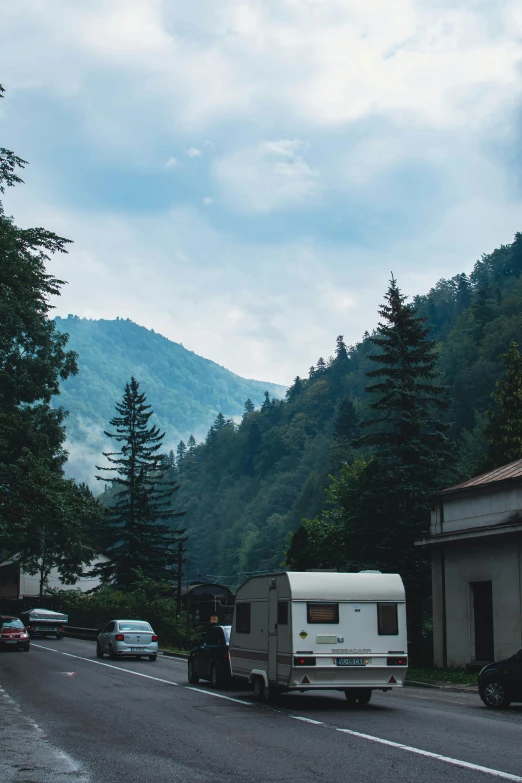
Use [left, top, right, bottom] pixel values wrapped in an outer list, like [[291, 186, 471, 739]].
[[336, 658, 367, 666]]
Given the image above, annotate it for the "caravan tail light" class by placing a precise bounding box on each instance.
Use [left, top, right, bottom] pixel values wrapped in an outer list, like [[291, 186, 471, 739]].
[[387, 657, 407, 666], [294, 657, 316, 666]]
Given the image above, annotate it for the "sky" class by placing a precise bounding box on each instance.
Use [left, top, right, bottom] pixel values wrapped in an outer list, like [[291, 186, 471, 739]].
[[2, 0, 522, 386]]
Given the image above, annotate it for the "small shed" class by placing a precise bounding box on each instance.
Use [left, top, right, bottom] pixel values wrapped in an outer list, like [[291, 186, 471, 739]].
[[182, 582, 235, 626]]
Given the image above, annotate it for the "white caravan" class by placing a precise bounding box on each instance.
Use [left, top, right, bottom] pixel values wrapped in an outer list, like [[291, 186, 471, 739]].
[[229, 571, 407, 704]]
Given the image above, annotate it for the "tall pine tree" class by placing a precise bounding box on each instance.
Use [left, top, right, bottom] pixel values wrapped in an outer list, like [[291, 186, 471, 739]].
[[95, 378, 186, 588]]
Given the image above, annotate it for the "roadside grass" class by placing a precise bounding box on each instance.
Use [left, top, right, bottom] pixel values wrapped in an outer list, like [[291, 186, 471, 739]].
[[407, 667, 477, 686], [160, 645, 189, 655]]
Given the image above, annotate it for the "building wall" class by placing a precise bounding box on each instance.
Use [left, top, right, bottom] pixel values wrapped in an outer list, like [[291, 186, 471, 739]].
[[431, 487, 522, 536], [432, 540, 522, 667], [0, 556, 109, 599]]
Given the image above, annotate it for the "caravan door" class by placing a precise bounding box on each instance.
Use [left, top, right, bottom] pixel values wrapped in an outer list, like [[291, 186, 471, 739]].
[[268, 585, 278, 683]]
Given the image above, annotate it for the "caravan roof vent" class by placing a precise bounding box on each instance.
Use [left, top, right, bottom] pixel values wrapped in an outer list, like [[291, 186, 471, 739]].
[[359, 570, 381, 574]]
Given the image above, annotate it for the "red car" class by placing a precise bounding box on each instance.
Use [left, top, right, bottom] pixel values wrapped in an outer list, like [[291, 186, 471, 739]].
[[0, 616, 31, 651]]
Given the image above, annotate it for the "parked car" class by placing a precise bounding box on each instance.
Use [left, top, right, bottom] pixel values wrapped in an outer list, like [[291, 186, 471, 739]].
[[96, 620, 158, 661], [0, 616, 30, 651], [478, 649, 522, 709], [188, 625, 232, 688]]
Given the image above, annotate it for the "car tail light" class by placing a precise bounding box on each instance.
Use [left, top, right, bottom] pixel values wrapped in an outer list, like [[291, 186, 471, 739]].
[[223, 651, 230, 661], [59, 627, 63, 632], [387, 657, 408, 666], [151, 635, 158, 642], [294, 657, 316, 666], [115, 634, 125, 641]]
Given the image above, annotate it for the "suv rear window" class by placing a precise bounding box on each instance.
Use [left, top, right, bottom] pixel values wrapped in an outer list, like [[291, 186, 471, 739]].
[[307, 603, 339, 624]]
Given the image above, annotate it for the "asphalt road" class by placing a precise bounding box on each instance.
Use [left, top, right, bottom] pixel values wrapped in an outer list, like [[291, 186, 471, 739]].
[[0, 637, 521, 783]]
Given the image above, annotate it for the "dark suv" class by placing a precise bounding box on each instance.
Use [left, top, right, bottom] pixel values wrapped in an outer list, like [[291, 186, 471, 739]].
[[478, 649, 522, 709], [188, 625, 232, 688]]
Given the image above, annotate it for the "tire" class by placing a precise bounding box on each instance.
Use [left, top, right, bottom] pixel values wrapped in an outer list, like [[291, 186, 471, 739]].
[[210, 665, 224, 689], [481, 680, 512, 709], [96, 643, 104, 658], [149, 654, 157, 662], [188, 659, 200, 684], [356, 689, 372, 706], [57, 634, 64, 640], [253, 675, 271, 702], [344, 689, 357, 703], [109, 644, 118, 660]]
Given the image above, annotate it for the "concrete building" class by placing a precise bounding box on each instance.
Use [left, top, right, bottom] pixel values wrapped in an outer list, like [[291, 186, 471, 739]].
[[417, 459, 522, 668]]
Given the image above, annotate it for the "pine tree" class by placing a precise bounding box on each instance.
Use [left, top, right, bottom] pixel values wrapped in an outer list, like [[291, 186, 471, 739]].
[[261, 391, 271, 413], [308, 365, 316, 379], [187, 434, 196, 452], [243, 399, 255, 419], [478, 342, 522, 471], [333, 398, 359, 445], [316, 357, 327, 373], [95, 377, 186, 588], [335, 335, 349, 363], [176, 440, 187, 470]]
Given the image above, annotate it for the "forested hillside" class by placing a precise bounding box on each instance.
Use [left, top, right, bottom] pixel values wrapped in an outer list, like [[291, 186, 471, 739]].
[[170, 233, 522, 585], [52, 316, 286, 482]]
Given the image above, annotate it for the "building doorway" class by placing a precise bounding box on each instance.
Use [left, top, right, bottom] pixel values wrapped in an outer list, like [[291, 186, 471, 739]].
[[471, 581, 494, 661]]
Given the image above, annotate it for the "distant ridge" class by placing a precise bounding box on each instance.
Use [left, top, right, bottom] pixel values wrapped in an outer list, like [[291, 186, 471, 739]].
[[53, 316, 287, 484]]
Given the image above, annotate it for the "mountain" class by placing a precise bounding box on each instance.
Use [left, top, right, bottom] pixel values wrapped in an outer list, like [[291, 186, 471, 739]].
[[53, 316, 287, 483], [166, 232, 522, 585]]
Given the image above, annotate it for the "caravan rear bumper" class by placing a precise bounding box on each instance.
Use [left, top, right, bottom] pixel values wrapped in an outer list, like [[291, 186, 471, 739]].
[[285, 666, 407, 690]]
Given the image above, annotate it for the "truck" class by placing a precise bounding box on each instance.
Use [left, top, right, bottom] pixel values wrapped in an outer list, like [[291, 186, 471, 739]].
[[229, 570, 407, 704], [21, 608, 68, 639]]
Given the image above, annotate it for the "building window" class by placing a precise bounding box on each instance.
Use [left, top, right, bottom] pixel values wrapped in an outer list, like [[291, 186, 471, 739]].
[[236, 603, 251, 633], [377, 603, 398, 635], [278, 601, 289, 625], [307, 603, 339, 624]]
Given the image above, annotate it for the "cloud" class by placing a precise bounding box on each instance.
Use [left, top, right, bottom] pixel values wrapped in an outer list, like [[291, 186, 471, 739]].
[[202, 196, 213, 205], [212, 138, 320, 212], [165, 156, 179, 169], [186, 147, 202, 158]]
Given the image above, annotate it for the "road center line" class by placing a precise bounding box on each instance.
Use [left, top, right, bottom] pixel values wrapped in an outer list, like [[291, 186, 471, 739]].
[[31, 644, 252, 706], [31, 644, 522, 780]]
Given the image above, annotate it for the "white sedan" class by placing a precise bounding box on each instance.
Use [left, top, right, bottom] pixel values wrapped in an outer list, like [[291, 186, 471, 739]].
[[97, 619, 158, 661]]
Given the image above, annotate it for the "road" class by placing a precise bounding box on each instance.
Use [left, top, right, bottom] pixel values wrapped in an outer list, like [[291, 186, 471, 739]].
[[0, 637, 521, 783]]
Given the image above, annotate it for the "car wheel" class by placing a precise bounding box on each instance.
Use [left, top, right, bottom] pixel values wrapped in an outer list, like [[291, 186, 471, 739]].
[[210, 665, 223, 689], [253, 675, 271, 702], [481, 680, 512, 709], [109, 644, 118, 660], [188, 659, 200, 684], [356, 689, 372, 706], [96, 642, 104, 658], [57, 634, 64, 640], [344, 689, 357, 703], [149, 654, 157, 662]]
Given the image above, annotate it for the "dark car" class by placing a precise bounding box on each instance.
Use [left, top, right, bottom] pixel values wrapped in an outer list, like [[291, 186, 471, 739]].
[[0, 616, 30, 651], [188, 625, 232, 688], [478, 649, 522, 708]]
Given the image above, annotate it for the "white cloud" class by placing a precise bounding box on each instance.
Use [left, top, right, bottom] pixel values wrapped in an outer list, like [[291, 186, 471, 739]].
[[186, 147, 202, 158], [202, 196, 213, 205], [165, 156, 179, 169], [212, 138, 320, 212]]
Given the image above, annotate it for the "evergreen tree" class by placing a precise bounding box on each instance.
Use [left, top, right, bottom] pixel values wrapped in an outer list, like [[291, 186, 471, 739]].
[[176, 440, 187, 470], [478, 342, 522, 471], [243, 399, 255, 419], [335, 335, 349, 363], [187, 434, 197, 452], [95, 378, 186, 588], [261, 391, 271, 413], [286, 376, 304, 401], [308, 365, 316, 379], [316, 357, 327, 373], [333, 398, 359, 445]]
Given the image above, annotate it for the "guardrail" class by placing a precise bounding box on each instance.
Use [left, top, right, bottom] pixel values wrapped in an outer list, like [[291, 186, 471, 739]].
[[64, 626, 99, 641]]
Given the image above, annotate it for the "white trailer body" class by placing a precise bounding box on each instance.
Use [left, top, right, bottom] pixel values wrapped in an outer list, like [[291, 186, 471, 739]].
[[229, 572, 407, 697]]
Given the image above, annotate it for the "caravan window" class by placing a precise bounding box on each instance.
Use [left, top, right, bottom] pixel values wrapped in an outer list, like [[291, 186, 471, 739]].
[[236, 603, 251, 633], [378, 603, 398, 635], [307, 603, 339, 624], [277, 602, 288, 625]]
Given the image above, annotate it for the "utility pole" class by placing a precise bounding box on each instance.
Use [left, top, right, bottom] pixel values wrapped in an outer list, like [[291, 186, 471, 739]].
[[176, 539, 184, 617]]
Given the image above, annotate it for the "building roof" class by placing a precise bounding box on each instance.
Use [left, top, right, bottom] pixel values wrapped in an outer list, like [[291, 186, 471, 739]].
[[440, 458, 522, 496]]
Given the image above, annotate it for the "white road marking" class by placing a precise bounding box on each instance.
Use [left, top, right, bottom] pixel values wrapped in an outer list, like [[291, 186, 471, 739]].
[[31, 644, 522, 780]]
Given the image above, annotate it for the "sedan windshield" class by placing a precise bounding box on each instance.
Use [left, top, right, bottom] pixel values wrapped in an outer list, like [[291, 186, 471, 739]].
[[1, 619, 24, 630], [117, 622, 152, 632]]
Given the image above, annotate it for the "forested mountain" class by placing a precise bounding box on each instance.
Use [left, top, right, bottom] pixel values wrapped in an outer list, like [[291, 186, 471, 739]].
[[169, 233, 522, 585], [52, 316, 286, 482]]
